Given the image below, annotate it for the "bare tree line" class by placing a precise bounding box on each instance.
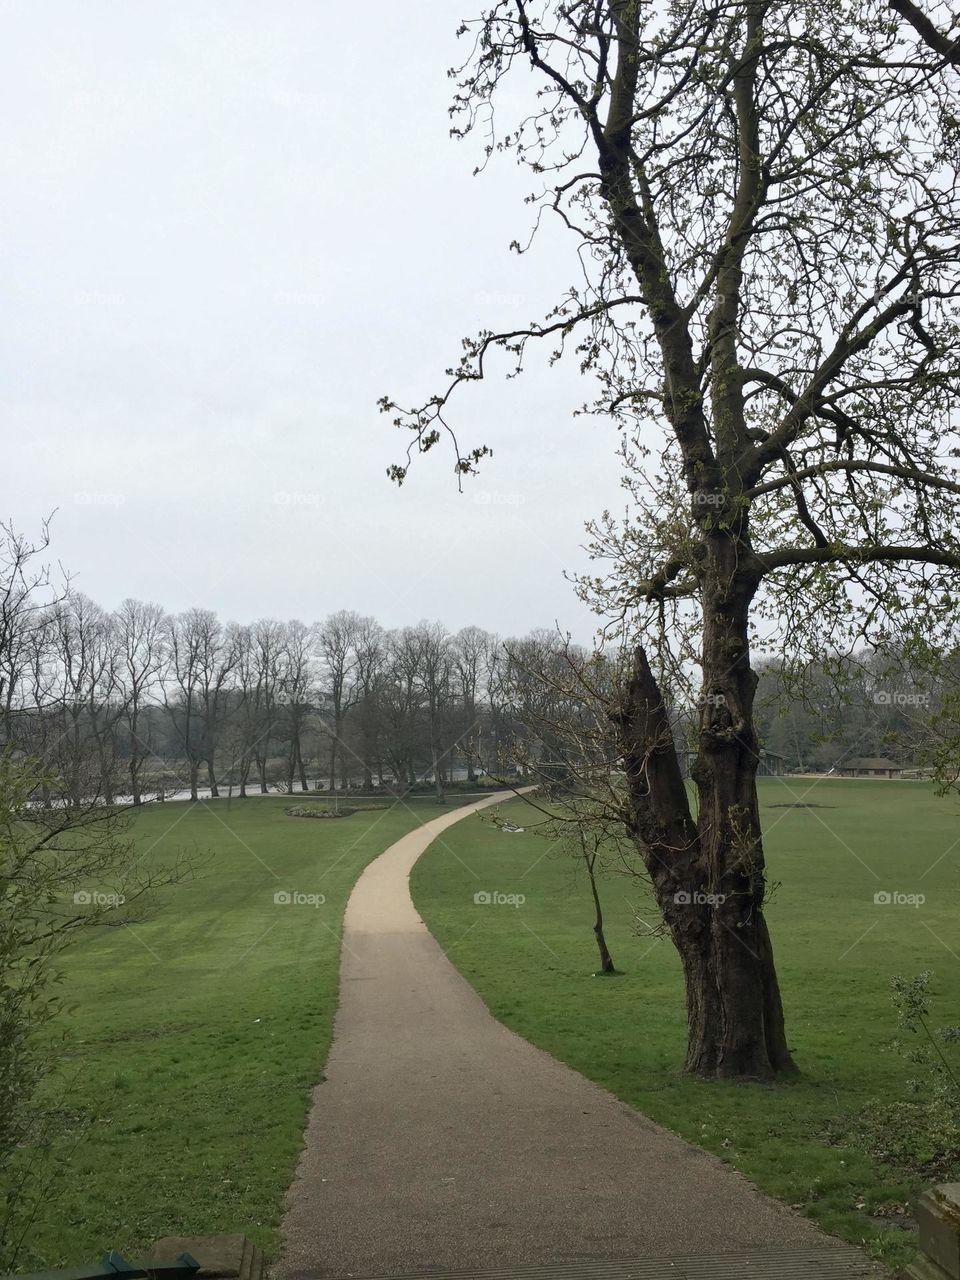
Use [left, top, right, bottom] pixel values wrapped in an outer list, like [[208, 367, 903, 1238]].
[[0, 525, 560, 805], [6, 518, 955, 818]]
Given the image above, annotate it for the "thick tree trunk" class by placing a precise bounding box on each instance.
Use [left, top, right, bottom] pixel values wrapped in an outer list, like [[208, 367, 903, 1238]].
[[690, 536, 792, 1077], [207, 756, 219, 798], [615, 580, 794, 1079], [676, 904, 790, 1076], [189, 757, 199, 802]]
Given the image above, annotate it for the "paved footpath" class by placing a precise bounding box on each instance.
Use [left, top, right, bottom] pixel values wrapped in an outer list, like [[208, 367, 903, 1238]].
[[275, 793, 870, 1280]]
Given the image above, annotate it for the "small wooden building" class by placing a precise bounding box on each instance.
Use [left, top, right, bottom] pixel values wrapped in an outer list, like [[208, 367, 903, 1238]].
[[838, 756, 903, 779]]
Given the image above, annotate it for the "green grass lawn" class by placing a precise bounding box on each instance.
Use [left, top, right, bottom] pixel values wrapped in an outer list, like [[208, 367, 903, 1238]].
[[411, 777, 960, 1272], [21, 794, 476, 1270]]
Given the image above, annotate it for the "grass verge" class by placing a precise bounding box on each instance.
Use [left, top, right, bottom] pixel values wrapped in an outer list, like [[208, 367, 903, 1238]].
[[21, 794, 477, 1269], [411, 777, 960, 1273]]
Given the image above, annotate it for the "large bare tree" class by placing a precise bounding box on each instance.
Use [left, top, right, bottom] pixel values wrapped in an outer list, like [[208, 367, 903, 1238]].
[[233, 618, 286, 796], [113, 598, 166, 805], [452, 625, 494, 781], [44, 594, 121, 806], [317, 611, 362, 790], [353, 616, 387, 789], [381, 627, 429, 788], [279, 619, 317, 794], [385, 1, 960, 1078], [163, 609, 241, 801], [415, 620, 454, 802], [0, 520, 60, 748]]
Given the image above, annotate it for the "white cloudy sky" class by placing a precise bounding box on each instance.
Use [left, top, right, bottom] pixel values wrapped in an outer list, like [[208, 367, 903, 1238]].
[[0, 0, 624, 640]]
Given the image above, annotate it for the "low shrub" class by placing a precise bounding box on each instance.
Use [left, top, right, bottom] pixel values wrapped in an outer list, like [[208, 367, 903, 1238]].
[[285, 805, 356, 819], [829, 972, 960, 1182], [285, 802, 394, 819]]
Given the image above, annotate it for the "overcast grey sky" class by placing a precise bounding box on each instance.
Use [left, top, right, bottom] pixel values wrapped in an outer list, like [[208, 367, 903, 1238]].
[[1, 0, 622, 640]]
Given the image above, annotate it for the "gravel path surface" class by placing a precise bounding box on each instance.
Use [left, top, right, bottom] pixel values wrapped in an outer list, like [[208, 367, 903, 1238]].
[[275, 791, 852, 1280]]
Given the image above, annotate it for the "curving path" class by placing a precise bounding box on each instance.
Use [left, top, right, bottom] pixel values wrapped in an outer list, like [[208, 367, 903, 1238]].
[[275, 792, 863, 1280]]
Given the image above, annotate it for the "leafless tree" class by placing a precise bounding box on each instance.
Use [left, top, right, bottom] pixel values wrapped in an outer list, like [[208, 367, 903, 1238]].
[[317, 610, 362, 791], [229, 619, 281, 795], [279, 620, 317, 793], [452, 625, 493, 781], [113, 598, 165, 804], [495, 631, 633, 971], [353, 616, 387, 789], [0, 519, 61, 747], [381, 627, 426, 788], [42, 594, 122, 805], [415, 621, 454, 802], [163, 609, 241, 800]]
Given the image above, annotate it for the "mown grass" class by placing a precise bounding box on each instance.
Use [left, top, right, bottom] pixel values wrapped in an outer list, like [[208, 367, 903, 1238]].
[[411, 777, 960, 1272], [20, 794, 475, 1270]]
